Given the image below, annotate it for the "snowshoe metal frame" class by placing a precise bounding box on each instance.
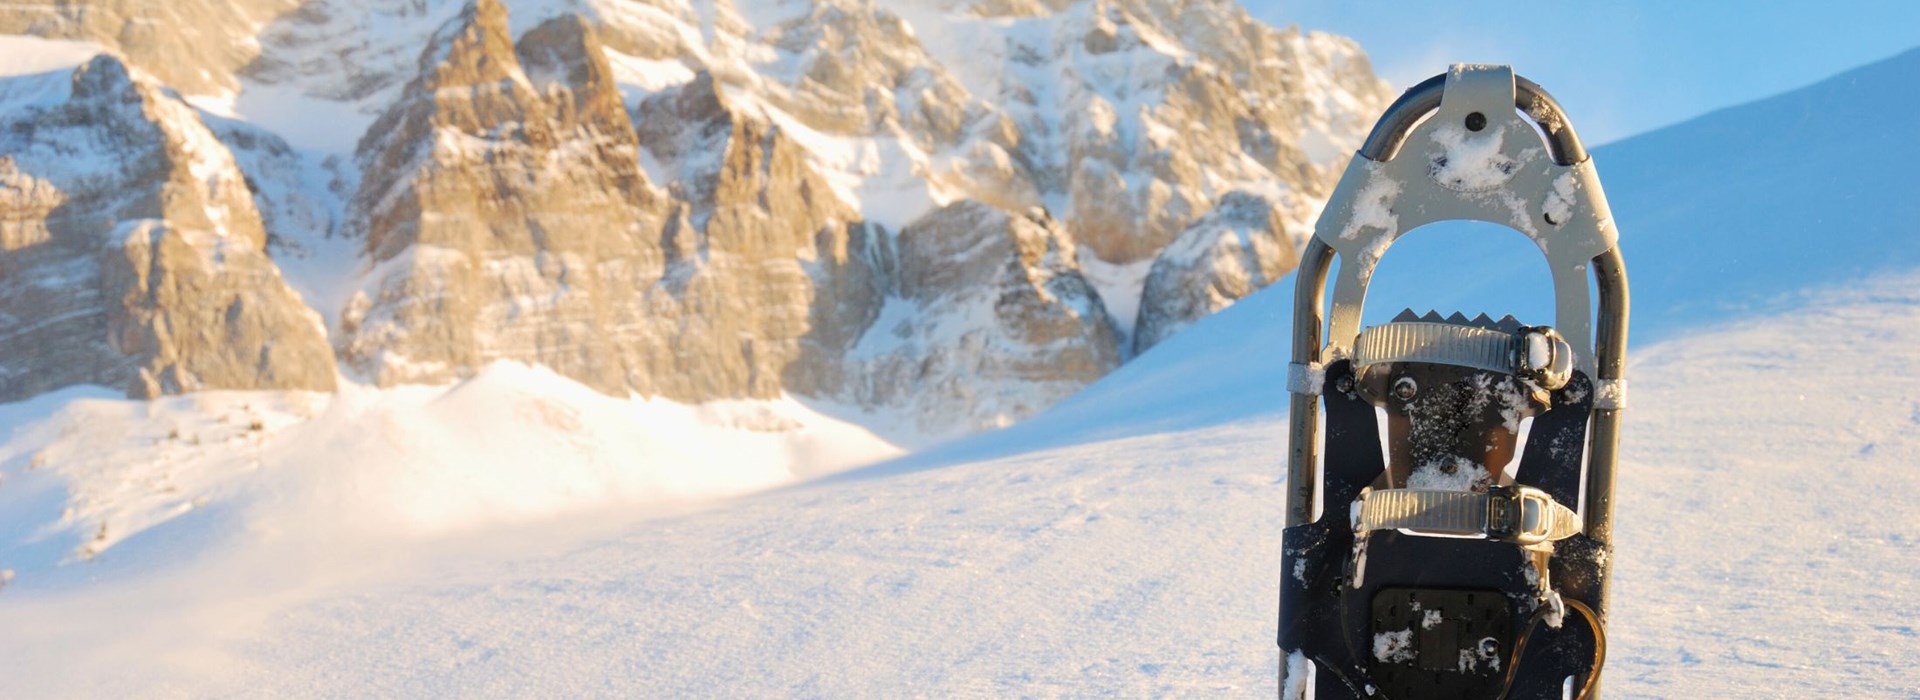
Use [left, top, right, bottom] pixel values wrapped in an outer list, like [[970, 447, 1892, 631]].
[[1279, 65, 1629, 697]]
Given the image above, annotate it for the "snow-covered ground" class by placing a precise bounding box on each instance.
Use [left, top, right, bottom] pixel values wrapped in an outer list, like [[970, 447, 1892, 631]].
[[0, 33, 1916, 700], [0, 362, 901, 584], [0, 266, 1913, 698]]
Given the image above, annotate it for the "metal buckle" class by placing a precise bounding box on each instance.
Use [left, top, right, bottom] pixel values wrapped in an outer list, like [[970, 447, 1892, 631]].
[[1514, 326, 1573, 391], [1485, 485, 1554, 546]]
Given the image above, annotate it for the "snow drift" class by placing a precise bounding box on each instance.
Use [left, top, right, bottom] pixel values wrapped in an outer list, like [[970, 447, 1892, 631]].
[[0, 362, 900, 582]]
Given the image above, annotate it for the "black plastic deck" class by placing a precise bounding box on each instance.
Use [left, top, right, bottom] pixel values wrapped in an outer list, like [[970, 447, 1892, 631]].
[[1369, 587, 1511, 698], [1277, 360, 1609, 699]]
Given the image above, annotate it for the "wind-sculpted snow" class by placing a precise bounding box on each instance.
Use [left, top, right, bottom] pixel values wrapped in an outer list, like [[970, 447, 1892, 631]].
[[0, 361, 902, 580]]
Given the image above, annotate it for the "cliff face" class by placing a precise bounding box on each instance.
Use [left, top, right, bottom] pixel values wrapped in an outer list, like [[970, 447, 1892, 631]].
[[339, 4, 675, 395], [946, 0, 1387, 267], [0, 56, 336, 401], [791, 201, 1122, 433], [1134, 191, 1297, 353], [0, 0, 1391, 436]]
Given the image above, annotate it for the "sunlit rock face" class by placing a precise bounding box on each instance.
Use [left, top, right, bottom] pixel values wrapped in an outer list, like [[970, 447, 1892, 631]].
[[339, 2, 680, 396], [0, 56, 336, 401], [791, 201, 1124, 435], [1134, 190, 1300, 354], [0, 0, 1388, 435]]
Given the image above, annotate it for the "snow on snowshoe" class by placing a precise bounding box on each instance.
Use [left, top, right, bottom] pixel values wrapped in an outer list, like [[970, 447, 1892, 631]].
[[1276, 65, 1629, 699]]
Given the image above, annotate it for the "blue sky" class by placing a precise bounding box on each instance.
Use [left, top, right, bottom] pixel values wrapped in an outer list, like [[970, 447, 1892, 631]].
[[1243, 1, 1920, 145]]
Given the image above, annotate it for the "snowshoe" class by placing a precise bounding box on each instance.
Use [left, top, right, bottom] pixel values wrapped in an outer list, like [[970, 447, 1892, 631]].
[[1276, 65, 1629, 699]]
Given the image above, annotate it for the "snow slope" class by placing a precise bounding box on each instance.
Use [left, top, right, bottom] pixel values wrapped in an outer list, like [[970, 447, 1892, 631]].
[[0, 362, 900, 584], [0, 264, 1913, 698]]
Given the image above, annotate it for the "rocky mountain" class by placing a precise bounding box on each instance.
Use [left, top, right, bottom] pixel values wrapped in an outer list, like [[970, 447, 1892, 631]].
[[0, 0, 1390, 437], [0, 52, 336, 400], [1134, 190, 1294, 353], [802, 201, 1123, 430]]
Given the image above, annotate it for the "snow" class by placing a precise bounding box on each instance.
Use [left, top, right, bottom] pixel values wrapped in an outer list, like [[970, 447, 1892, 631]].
[[1338, 165, 1401, 240], [724, 0, 814, 30], [1406, 456, 1487, 491], [886, 3, 1005, 107], [1544, 171, 1578, 226], [1604, 272, 1920, 697], [1287, 361, 1325, 396], [0, 362, 901, 580], [1427, 121, 1528, 192], [1373, 629, 1415, 663], [1595, 377, 1627, 410], [604, 49, 697, 100], [1282, 650, 1311, 699], [3, 257, 1920, 696], [227, 0, 470, 156], [226, 83, 378, 157], [1077, 255, 1156, 338], [725, 90, 950, 231], [1526, 331, 1551, 368], [848, 295, 918, 360], [6, 262, 1907, 698], [0, 34, 98, 78], [0, 36, 96, 115], [207, 119, 361, 330]]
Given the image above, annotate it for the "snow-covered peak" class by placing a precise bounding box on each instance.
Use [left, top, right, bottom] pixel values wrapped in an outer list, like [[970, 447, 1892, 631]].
[[0, 0, 1392, 439]]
